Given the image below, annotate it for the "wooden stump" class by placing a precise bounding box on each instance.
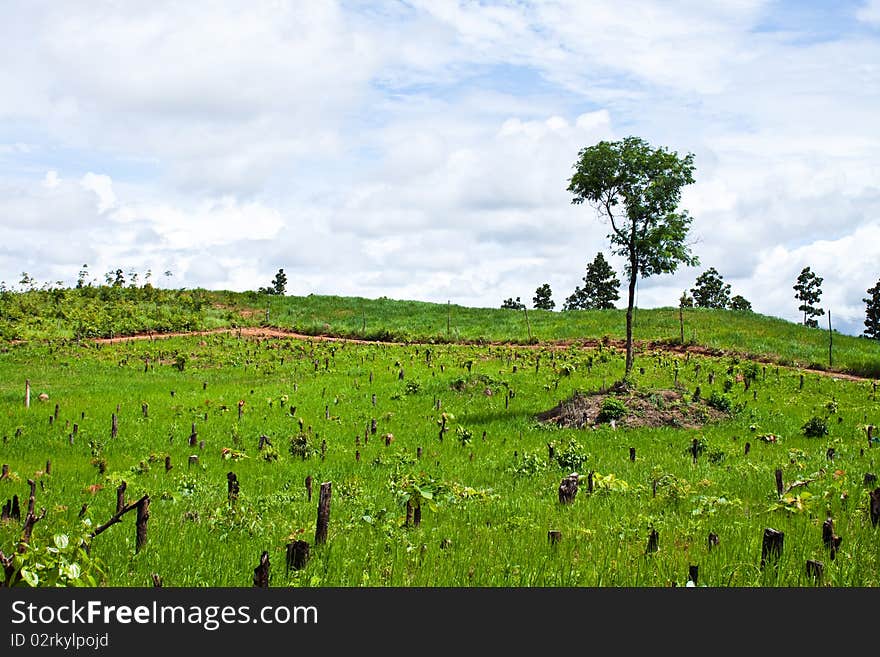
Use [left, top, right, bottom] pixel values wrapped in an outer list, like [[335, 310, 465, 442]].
[[116, 481, 127, 514], [708, 532, 720, 551], [822, 517, 842, 560], [558, 473, 579, 504], [111, 413, 118, 440], [548, 530, 562, 545], [187, 455, 199, 468], [413, 505, 421, 527], [253, 551, 270, 588], [864, 473, 877, 487], [0, 464, 7, 480], [870, 488, 880, 527], [405, 499, 414, 527], [806, 559, 824, 583], [305, 475, 313, 502], [227, 472, 239, 503], [691, 438, 699, 464], [688, 565, 699, 586], [775, 469, 784, 497], [315, 482, 331, 545], [629, 447, 636, 462], [587, 471, 594, 495], [164, 456, 172, 472], [760, 528, 783, 569], [745, 442, 750, 456], [645, 528, 659, 554], [151, 573, 163, 587], [286, 540, 310, 572], [135, 496, 150, 553]]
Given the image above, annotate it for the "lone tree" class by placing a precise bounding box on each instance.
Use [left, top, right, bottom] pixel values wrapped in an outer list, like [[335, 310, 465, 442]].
[[259, 268, 287, 295], [729, 294, 752, 312], [567, 136, 697, 380], [793, 266, 824, 327], [691, 267, 731, 309], [501, 296, 526, 310], [533, 284, 555, 310], [563, 252, 620, 310], [864, 278, 880, 340]]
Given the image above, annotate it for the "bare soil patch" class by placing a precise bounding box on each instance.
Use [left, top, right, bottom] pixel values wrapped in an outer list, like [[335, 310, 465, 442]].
[[536, 387, 728, 430]]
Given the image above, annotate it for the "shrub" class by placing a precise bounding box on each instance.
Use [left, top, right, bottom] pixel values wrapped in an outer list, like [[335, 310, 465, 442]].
[[552, 438, 590, 471], [802, 416, 829, 438], [597, 397, 628, 422], [706, 391, 732, 412]]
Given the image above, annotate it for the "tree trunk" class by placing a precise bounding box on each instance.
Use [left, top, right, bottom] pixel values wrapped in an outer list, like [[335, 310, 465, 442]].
[[624, 267, 637, 379]]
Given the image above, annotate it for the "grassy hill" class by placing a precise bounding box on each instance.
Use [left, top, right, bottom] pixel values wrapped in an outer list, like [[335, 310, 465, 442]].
[[2, 286, 879, 378]]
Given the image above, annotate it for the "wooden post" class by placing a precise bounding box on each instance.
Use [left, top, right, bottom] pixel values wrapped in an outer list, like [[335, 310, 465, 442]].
[[760, 528, 783, 569], [548, 443, 555, 462], [447, 300, 451, 338], [629, 447, 636, 462], [775, 469, 784, 497], [315, 482, 331, 545], [116, 481, 127, 514], [25, 380, 30, 409], [189, 423, 197, 446], [679, 304, 684, 344], [417, 446, 422, 459], [558, 473, 579, 504], [253, 551, 270, 588], [305, 475, 313, 502], [806, 559, 824, 583], [799, 374, 804, 390], [45, 460, 51, 475], [645, 528, 659, 554], [54, 403, 59, 421], [286, 540, 310, 572], [587, 470, 594, 495], [523, 306, 532, 342], [111, 413, 118, 439], [691, 438, 699, 464], [135, 495, 150, 553]]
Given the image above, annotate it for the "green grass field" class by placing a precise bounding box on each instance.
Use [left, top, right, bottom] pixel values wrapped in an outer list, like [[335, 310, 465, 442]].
[[2, 328, 879, 587]]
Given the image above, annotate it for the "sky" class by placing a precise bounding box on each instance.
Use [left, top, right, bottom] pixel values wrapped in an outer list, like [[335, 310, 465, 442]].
[[1, 1, 878, 336]]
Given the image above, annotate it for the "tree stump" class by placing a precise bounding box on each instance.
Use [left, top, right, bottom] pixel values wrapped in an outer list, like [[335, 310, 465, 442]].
[[806, 559, 824, 583], [708, 532, 720, 551], [646, 528, 659, 553], [286, 540, 310, 572], [151, 573, 163, 587], [253, 551, 270, 588], [691, 438, 699, 464], [744, 442, 750, 456], [775, 469, 784, 497], [0, 464, 7, 480], [870, 488, 880, 527], [111, 413, 118, 439], [688, 565, 699, 585], [548, 530, 562, 545], [116, 481, 127, 514], [315, 482, 331, 545], [558, 473, 579, 504], [822, 517, 842, 560], [227, 472, 239, 504], [629, 447, 636, 462], [405, 499, 414, 527], [188, 455, 199, 468], [164, 455, 172, 472], [760, 528, 783, 569], [135, 496, 150, 553], [305, 475, 313, 502], [413, 505, 421, 527], [864, 473, 877, 487]]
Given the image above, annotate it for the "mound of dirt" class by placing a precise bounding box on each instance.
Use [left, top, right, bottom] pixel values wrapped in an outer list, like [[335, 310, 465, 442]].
[[536, 388, 728, 430]]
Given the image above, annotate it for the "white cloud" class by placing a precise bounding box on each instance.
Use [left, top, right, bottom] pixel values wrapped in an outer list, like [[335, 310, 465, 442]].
[[80, 173, 116, 213], [857, 0, 880, 24]]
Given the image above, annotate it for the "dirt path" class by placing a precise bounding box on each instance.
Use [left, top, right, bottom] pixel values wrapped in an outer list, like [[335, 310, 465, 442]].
[[88, 326, 875, 383]]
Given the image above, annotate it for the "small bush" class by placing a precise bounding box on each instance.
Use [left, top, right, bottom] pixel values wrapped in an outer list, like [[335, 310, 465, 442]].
[[597, 397, 628, 422], [706, 391, 732, 412], [802, 416, 829, 438], [552, 438, 590, 471]]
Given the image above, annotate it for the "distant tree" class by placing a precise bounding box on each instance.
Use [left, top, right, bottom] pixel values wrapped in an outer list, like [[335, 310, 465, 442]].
[[76, 264, 90, 289], [567, 137, 698, 380], [691, 267, 731, 309], [258, 268, 288, 295], [564, 253, 620, 310], [501, 296, 526, 310], [272, 268, 287, 296], [533, 283, 555, 310], [729, 294, 752, 312], [104, 269, 125, 287], [679, 290, 694, 308], [863, 278, 880, 340], [793, 266, 824, 327]]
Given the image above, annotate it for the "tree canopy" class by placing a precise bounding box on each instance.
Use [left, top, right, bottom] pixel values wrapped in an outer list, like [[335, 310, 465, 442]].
[[563, 252, 620, 310], [533, 284, 555, 310], [691, 267, 731, 309], [793, 266, 824, 327]]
